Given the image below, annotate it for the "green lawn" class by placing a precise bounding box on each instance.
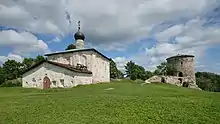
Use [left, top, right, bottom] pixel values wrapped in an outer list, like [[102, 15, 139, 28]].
[[0, 80, 220, 124]]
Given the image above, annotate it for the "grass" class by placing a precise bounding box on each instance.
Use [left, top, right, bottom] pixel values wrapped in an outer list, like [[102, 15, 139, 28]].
[[0, 80, 220, 124]]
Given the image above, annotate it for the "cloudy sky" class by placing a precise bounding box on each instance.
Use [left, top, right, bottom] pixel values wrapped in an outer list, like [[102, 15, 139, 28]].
[[0, 0, 220, 74]]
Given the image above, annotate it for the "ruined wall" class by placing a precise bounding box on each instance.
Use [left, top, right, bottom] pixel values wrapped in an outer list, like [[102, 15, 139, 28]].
[[167, 56, 196, 83], [22, 62, 93, 89], [146, 75, 201, 90]]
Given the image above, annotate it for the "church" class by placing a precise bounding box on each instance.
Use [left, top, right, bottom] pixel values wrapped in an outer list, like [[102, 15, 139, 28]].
[[22, 22, 110, 89]]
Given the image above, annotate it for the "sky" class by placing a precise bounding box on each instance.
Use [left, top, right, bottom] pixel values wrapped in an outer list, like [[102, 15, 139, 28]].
[[0, 0, 220, 74]]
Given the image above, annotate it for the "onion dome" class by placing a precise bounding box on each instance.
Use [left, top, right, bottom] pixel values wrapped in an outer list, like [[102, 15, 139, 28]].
[[74, 31, 85, 40]]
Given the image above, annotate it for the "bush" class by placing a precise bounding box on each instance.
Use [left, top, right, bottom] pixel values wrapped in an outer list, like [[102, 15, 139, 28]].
[[0, 78, 22, 87], [134, 79, 145, 84]]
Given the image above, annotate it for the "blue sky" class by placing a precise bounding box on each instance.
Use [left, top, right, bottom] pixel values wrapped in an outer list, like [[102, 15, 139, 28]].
[[0, 0, 220, 74]]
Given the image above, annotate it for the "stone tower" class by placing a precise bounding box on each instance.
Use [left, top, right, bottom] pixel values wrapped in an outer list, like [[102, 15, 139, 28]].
[[74, 21, 85, 49], [166, 54, 196, 83]]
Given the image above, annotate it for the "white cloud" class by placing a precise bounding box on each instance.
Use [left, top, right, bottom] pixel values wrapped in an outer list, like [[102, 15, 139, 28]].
[[0, 0, 218, 50], [115, 17, 220, 72], [155, 24, 184, 42], [0, 53, 23, 63], [0, 30, 49, 55], [113, 57, 128, 72]]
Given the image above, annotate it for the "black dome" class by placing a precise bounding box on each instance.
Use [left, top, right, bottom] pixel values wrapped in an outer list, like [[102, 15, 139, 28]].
[[74, 31, 85, 40]]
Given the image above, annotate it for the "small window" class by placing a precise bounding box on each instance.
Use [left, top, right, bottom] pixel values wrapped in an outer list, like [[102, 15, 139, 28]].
[[26, 82, 28, 84], [52, 81, 56, 86], [60, 79, 64, 86], [32, 78, 36, 82], [181, 62, 183, 65]]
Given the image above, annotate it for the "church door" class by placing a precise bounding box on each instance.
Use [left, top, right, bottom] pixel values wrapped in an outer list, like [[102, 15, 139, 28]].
[[43, 76, 51, 89]]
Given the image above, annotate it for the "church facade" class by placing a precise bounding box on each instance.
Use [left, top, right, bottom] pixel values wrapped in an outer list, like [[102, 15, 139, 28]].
[[22, 23, 110, 89]]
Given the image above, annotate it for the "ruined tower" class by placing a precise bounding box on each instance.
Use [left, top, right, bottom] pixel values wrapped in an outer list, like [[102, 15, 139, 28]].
[[166, 54, 196, 83]]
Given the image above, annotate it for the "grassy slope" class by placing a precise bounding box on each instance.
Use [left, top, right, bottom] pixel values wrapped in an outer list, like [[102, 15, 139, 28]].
[[0, 80, 220, 124]]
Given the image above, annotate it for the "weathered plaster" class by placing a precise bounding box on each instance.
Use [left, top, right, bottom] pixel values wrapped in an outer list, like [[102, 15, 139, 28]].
[[47, 50, 110, 84], [22, 62, 92, 89]]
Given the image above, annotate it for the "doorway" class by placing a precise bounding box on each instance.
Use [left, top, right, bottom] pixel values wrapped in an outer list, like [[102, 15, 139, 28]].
[[43, 76, 51, 89]]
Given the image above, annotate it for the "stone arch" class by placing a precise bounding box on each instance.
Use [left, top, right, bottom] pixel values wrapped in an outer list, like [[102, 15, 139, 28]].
[[161, 77, 166, 83], [43, 76, 51, 89], [182, 82, 189, 87]]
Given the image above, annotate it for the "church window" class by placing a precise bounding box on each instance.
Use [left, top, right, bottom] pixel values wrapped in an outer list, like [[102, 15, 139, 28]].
[[60, 79, 64, 86], [32, 78, 36, 82], [52, 81, 56, 86]]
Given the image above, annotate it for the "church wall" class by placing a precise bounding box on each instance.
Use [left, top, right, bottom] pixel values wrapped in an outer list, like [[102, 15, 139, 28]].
[[91, 52, 110, 83], [22, 64, 45, 89], [47, 53, 72, 65], [46, 50, 110, 84], [22, 62, 93, 89]]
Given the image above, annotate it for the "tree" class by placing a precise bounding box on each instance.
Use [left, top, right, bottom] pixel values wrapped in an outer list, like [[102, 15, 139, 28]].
[[2, 60, 23, 80], [196, 72, 220, 92], [66, 44, 76, 50], [125, 61, 147, 80], [154, 62, 176, 76], [0, 66, 5, 85], [110, 59, 123, 79], [34, 55, 45, 64], [22, 58, 34, 70]]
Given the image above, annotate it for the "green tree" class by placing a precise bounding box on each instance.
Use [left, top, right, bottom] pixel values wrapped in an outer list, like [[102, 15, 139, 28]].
[[196, 72, 220, 92], [66, 44, 76, 50], [0, 66, 6, 85], [110, 59, 123, 79], [154, 62, 176, 76], [34, 55, 45, 64], [22, 58, 34, 70], [125, 61, 147, 80], [2, 60, 23, 80]]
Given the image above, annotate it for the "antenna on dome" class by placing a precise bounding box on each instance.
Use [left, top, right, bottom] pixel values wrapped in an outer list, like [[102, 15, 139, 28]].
[[78, 21, 81, 31]]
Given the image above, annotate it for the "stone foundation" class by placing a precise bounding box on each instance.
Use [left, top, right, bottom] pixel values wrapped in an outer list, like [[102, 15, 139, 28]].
[[146, 75, 201, 90]]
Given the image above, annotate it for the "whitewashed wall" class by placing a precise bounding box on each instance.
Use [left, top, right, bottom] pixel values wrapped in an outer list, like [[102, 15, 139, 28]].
[[22, 64, 45, 89], [47, 50, 110, 84], [91, 52, 110, 83], [22, 62, 92, 89]]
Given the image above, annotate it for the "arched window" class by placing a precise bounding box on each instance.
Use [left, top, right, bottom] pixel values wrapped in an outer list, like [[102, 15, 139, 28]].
[[178, 72, 183, 77]]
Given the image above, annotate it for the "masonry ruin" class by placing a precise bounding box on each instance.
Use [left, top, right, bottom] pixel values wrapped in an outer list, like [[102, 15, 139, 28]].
[[146, 54, 201, 90]]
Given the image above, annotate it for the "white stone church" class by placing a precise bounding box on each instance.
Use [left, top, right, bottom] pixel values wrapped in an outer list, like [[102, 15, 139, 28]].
[[22, 24, 110, 89]]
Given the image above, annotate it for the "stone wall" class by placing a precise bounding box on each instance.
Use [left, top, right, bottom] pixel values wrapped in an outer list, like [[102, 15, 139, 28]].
[[22, 62, 93, 89], [47, 50, 110, 84], [146, 75, 201, 90]]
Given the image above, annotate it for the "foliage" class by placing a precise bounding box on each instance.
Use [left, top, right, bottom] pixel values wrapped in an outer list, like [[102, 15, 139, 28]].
[[125, 61, 151, 80], [2, 60, 23, 80], [0, 82, 220, 124], [22, 58, 34, 70], [0, 66, 5, 85], [0, 55, 45, 87], [110, 59, 124, 79], [34, 55, 45, 64], [65, 44, 76, 50], [0, 78, 22, 87], [153, 62, 177, 76], [196, 72, 220, 92]]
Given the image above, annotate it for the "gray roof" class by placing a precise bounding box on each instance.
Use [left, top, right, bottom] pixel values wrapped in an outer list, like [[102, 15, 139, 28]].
[[166, 54, 195, 60], [44, 48, 111, 61]]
